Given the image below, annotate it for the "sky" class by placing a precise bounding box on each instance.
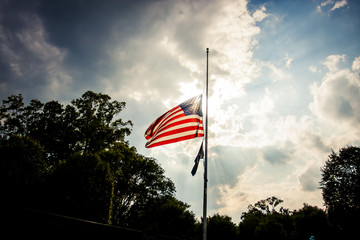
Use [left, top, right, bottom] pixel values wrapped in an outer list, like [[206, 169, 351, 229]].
[[1, 0, 360, 222]]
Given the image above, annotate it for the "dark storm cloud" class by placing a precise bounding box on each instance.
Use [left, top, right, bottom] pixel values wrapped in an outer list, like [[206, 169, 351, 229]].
[[0, 0, 69, 101], [0, 0, 170, 101], [0, 0, 64, 100], [37, 0, 146, 68], [37, 0, 161, 97], [0, 0, 222, 104]]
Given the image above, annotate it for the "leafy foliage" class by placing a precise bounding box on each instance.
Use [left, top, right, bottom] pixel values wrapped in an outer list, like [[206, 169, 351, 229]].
[[0, 91, 182, 234], [100, 142, 175, 225], [239, 197, 332, 240], [291, 204, 330, 240], [129, 195, 197, 238], [0, 135, 47, 208], [320, 146, 360, 236], [207, 214, 239, 240]]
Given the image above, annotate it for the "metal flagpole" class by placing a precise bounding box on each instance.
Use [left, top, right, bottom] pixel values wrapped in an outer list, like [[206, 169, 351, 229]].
[[203, 48, 209, 240]]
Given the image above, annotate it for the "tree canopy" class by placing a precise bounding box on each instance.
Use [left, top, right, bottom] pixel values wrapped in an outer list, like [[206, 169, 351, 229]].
[[239, 197, 331, 240], [0, 91, 189, 238], [320, 146, 360, 237]]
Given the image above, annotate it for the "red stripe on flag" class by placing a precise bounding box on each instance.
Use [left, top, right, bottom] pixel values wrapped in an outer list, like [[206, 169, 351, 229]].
[[145, 107, 184, 138], [156, 117, 202, 134], [146, 132, 204, 148], [150, 125, 204, 142], [153, 107, 183, 131]]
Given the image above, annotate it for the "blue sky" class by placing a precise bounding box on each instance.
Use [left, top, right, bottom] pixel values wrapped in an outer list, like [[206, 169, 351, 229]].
[[1, 0, 359, 222]]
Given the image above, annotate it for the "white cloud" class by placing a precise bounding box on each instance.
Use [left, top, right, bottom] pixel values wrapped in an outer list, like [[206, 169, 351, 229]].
[[260, 53, 294, 78], [352, 57, 360, 71], [310, 55, 360, 134], [309, 65, 321, 73], [247, 91, 274, 116], [207, 50, 360, 219], [216, 162, 324, 221], [331, 0, 348, 11], [252, 5, 268, 22], [316, 0, 348, 14], [284, 53, 294, 69], [105, 0, 268, 106], [323, 54, 346, 72], [316, 0, 330, 13]]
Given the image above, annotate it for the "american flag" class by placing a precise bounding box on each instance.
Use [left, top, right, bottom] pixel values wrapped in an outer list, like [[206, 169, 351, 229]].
[[145, 95, 204, 148]]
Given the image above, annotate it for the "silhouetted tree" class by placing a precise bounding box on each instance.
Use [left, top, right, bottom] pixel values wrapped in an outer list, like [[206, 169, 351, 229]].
[[0, 94, 27, 137], [254, 217, 288, 240], [0, 92, 180, 230], [0, 135, 47, 207], [71, 91, 132, 154], [239, 203, 265, 240], [129, 195, 196, 239], [292, 204, 330, 240], [101, 142, 175, 225], [207, 214, 238, 240], [240, 197, 336, 240], [239, 197, 291, 240], [1, 91, 132, 165], [320, 146, 360, 237]]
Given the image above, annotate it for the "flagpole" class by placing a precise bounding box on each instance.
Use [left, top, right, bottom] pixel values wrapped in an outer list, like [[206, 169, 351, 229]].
[[203, 48, 209, 240]]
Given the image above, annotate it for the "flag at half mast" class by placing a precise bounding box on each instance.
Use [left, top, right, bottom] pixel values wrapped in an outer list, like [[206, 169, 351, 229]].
[[145, 95, 204, 148]]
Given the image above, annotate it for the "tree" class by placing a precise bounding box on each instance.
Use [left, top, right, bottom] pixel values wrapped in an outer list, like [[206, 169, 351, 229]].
[[320, 146, 360, 236], [254, 217, 287, 240], [0, 94, 26, 137], [292, 204, 330, 240], [240, 197, 300, 240], [30, 100, 76, 166], [0, 91, 133, 164], [44, 152, 114, 222], [0, 135, 47, 207], [239, 197, 290, 240], [241, 196, 285, 217], [100, 142, 175, 225], [239, 198, 333, 240], [71, 91, 132, 154], [0, 91, 178, 228], [207, 214, 238, 240], [239, 205, 265, 240], [129, 195, 197, 239], [254, 196, 284, 214]]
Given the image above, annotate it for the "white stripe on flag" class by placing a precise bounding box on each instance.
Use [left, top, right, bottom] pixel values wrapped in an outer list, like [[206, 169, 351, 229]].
[[147, 129, 204, 146], [152, 121, 203, 139]]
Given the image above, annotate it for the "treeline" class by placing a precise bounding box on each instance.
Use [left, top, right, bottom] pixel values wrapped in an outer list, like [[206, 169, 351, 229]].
[[237, 197, 329, 240], [0, 91, 195, 238], [1, 91, 359, 239]]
